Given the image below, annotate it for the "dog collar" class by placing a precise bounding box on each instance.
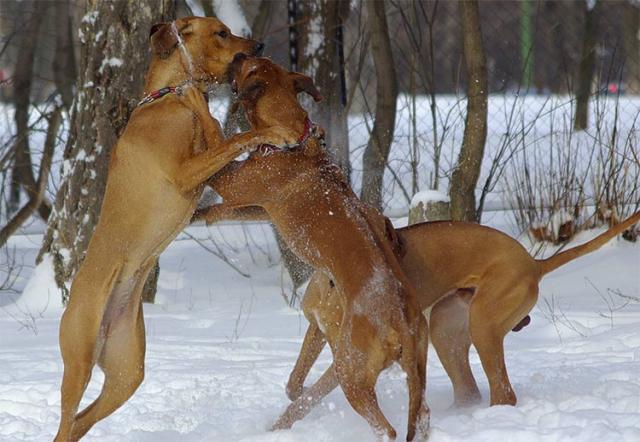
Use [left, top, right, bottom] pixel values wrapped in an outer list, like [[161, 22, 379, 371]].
[[137, 84, 208, 107], [138, 86, 177, 106]]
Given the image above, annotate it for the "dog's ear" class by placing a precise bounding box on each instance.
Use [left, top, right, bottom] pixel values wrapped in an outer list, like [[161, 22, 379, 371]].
[[290, 72, 322, 102], [150, 22, 177, 59], [238, 80, 266, 104], [150, 20, 192, 59]]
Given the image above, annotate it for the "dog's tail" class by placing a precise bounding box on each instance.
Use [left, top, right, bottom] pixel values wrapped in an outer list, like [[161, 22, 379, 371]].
[[537, 211, 640, 275]]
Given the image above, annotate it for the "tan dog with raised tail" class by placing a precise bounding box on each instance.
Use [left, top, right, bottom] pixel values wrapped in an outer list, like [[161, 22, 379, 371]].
[[54, 18, 297, 441], [279, 212, 640, 427]]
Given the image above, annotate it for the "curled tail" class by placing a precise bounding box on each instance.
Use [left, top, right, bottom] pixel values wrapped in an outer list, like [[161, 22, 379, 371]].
[[537, 211, 640, 275]]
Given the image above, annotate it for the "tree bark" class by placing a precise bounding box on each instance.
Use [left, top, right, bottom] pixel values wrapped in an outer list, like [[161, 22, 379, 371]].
[[574, 0, 601, 131], [53, 0, 77, 111], [9, 1, 52, 221], [449, 0, 488, 222], [223, 0, 272, 137], [298, 0, 351, 177], [360, 0, 398, 211], [623, 1, 640, 94], [38, 0, 176, 303]]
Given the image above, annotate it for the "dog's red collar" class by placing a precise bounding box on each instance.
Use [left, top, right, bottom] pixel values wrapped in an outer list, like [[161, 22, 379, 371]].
[[138, 84, 208, 107], [138, 86, 177, 106]]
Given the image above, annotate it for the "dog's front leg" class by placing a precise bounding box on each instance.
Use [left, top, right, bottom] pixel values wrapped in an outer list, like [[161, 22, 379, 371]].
[[178, 85, 224, 149], [174, 127, 297, 193]]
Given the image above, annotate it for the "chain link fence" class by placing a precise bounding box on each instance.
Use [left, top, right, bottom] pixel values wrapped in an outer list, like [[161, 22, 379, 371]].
[[342, 0, 640, 240], [1, 0, 639, 242]]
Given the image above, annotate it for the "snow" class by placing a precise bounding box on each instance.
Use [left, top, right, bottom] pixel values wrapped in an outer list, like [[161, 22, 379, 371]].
[[98, 58, 123, 74], [10, 254, 63, 316], [1, 215, 639, 441], [410, 190, 450, 208], [212, 0, 250, 37], [81, 11, 99, 25]]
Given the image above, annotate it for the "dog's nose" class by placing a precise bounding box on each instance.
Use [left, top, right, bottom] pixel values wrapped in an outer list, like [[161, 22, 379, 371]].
[[254, 41, 265, 56]]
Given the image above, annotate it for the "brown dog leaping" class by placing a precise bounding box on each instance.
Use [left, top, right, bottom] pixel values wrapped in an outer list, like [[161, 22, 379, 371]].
[[54, 18, 298, 442], [185, 55, 430, 441], [280, 211, 640, 426]]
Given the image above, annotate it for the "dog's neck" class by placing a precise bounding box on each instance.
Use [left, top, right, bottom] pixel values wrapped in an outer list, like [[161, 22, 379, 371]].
[[143, 57, 211, 95], [246, 89, 309, 136]]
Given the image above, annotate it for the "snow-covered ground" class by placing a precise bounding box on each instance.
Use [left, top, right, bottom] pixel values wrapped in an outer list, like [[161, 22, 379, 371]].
[[1, 213, 639, 441]]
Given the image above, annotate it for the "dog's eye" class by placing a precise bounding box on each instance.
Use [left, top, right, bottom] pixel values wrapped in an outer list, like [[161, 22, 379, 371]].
[[217, 30, 229, 39]]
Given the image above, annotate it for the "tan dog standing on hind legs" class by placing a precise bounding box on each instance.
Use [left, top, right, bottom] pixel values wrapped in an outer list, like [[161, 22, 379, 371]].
[[186, 55, 430, 441], [278, 212, 640, 428], [54, 18, 298, 441]]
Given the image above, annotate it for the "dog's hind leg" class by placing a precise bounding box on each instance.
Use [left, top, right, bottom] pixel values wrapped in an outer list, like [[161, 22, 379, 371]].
[[430, 293, 481, 406], [408, 314, 430, 441], [54, 260, 122, 442], [335, 326, 396, 439], [273, 364, 339, 430], [286, 322, 327, 401], [400, 314, 429, 442], [68, 262, 153, 440], [469, 278, 538, 406], [69, 303, 146, 440]]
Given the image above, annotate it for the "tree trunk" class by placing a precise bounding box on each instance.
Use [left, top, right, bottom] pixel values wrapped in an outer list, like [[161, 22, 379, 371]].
[[53, 0, 77, 111], [574, 0, 601, 131], [449, 0, 488, 222], [38, 0, 175, 304], [623, 1, 640, 94], [360, 0, 398, 211], [298, 0, 351, 177], [9, 1, 52, 221], [223, 0, 271, 137]]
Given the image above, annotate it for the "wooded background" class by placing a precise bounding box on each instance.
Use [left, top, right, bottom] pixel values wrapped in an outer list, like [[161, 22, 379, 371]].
[[1, 0, 639, 302]]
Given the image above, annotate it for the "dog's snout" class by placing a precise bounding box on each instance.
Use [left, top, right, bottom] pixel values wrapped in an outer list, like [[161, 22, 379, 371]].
[[253, 41, 265, 56]]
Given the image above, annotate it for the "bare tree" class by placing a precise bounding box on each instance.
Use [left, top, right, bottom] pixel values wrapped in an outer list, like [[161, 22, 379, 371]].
[[449, 0, 488, 222], [623, 1, 640, 94], [38, 0, 176, 303], [298, 0, 351, 176], [574, 0, 601, 131], [360, 0, 398, 210], [52, 0, 77, 111], [0, 107, 61, 247], [8, 1, 52, 220]]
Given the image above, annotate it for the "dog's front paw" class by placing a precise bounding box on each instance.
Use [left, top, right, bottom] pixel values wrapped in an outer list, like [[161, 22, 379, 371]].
[[261, 126, 298, 148]]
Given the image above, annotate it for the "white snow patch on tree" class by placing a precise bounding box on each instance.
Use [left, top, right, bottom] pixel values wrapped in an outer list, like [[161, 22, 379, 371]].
[[99, 57, 124, 74], [81, 10, 99, 25], [410, 190, 450, 209], [213, 0, 250, 37]]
